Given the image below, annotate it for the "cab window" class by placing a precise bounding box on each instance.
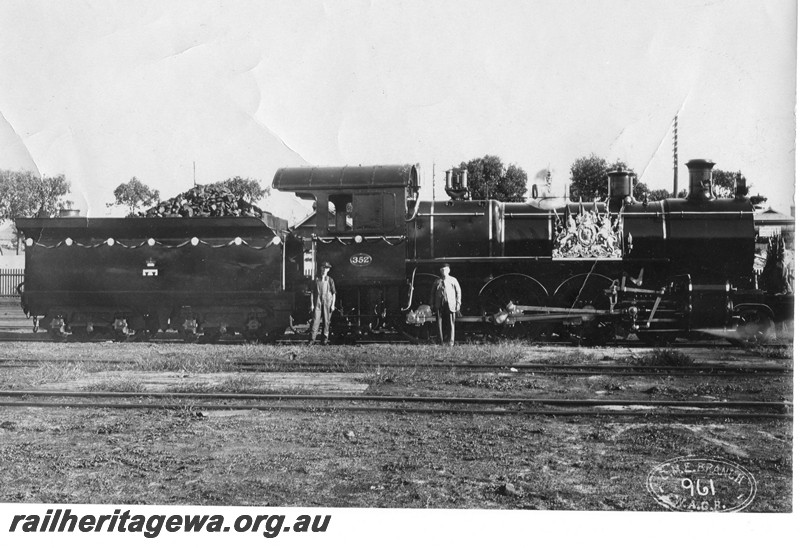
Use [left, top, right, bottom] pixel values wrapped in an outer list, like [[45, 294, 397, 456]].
[[325, 192, 396, 233], [327, 194, 353, 232]]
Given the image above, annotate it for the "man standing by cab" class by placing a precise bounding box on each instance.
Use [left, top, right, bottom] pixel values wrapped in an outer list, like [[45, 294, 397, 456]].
[[430, 263, 461, 346], [310, 261, 336, 344]]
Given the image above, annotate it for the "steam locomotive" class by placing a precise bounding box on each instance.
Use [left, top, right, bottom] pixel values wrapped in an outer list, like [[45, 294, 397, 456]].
[[275, 160, 787, 345], [15, 159, 790, 344]]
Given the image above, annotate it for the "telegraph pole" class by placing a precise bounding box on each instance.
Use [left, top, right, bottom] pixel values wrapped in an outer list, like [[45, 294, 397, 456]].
[[672, 115, 678, 197]]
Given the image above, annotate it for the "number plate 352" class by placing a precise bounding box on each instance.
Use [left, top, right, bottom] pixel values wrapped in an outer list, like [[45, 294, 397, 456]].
[[349, 253, 372, 267]]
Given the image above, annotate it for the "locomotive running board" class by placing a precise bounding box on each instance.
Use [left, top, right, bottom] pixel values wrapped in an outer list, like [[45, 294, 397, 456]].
[[453, 310, 623, 324], [510, 305, 613, 314]]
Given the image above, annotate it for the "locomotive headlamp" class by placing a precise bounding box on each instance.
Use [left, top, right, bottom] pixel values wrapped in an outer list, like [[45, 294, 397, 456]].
[[354, 235, 363, 244], [191, 237, 199, 246], [106, 238, 115, 246], [65, 237, 73, 246], [147, 238, 156, 246], [271, 235, 282, 246], [25, 238, 34, 247], [234, 237, 242, 246]]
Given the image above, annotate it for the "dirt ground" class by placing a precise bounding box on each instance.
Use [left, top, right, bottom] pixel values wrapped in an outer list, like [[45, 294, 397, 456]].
[[0, 341, 793, 511]]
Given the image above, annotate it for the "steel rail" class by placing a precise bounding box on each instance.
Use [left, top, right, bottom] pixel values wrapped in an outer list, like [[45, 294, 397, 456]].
[[0, 355, 791, 370], [0, 397, 789, 420], [0, 358, 792, 376], [0, 389, 791, 408], [234, 361, 792, 374], [0, 360, 794, 377], [1, 332, 792, 349]]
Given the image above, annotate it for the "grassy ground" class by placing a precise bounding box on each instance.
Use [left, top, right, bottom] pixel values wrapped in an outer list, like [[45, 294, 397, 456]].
[[2, 341, 529, 390], [0, 341, 793, 511], [0, 406, 791, 510]]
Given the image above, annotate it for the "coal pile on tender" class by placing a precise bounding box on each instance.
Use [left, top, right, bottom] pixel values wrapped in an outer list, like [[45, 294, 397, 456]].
[[138, 183, 263, 218]]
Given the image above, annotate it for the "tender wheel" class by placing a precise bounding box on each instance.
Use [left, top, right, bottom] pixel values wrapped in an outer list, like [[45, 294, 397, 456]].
[[242, 317, 266, 343], [111, 317, 134, 342], [479, 274, 550, 340], [553, 274, 616, 345], [177, 316, 200, 343]]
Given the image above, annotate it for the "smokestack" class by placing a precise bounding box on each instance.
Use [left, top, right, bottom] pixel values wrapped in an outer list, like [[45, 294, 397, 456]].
[[735, 171, 747, 198], [607, 170, 635, 212], [685, 159, 715, 200]]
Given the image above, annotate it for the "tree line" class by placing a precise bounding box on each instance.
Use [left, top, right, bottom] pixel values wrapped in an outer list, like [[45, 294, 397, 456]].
[[568, 154, 766, 206], [0, 156, 768, 228], [448, 154, 766, 207]]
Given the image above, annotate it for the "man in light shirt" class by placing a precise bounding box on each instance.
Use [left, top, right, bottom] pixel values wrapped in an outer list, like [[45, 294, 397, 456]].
[[430, 263, 461, 346]]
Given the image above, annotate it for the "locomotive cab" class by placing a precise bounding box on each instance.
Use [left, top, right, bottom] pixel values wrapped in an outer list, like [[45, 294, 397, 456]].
[[273, 165, 419, 338]]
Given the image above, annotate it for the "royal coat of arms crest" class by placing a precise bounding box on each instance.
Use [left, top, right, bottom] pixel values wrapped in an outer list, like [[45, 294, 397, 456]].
[[552, 206, 623, 259]]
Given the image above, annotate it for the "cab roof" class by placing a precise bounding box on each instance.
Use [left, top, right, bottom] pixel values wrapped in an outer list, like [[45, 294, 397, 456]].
[[272, 165, 418, 191]]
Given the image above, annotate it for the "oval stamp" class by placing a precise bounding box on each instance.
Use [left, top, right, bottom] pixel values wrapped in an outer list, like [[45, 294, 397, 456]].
[[646, 456, 756, 512]]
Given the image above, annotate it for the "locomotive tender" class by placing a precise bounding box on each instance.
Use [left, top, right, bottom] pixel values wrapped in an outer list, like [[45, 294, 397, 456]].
[[15, 159, 788, 344], [275, 160, 782, 345], [16, 214, 304, 342]]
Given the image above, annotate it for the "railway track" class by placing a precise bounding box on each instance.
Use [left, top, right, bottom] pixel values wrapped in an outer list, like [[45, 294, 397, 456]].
[[0, 357, 792, 376], [0, 389, 790, 420], [234, 362, 792, 377], [0, 326, 793, 350]]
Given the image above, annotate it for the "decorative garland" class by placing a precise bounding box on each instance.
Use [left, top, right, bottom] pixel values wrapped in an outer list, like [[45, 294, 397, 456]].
[[26, 236, 281, 251], [313, 235, 406, 246]]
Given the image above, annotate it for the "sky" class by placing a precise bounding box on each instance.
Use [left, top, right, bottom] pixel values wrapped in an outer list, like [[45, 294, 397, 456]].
[[0, 0, 796, 223]]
